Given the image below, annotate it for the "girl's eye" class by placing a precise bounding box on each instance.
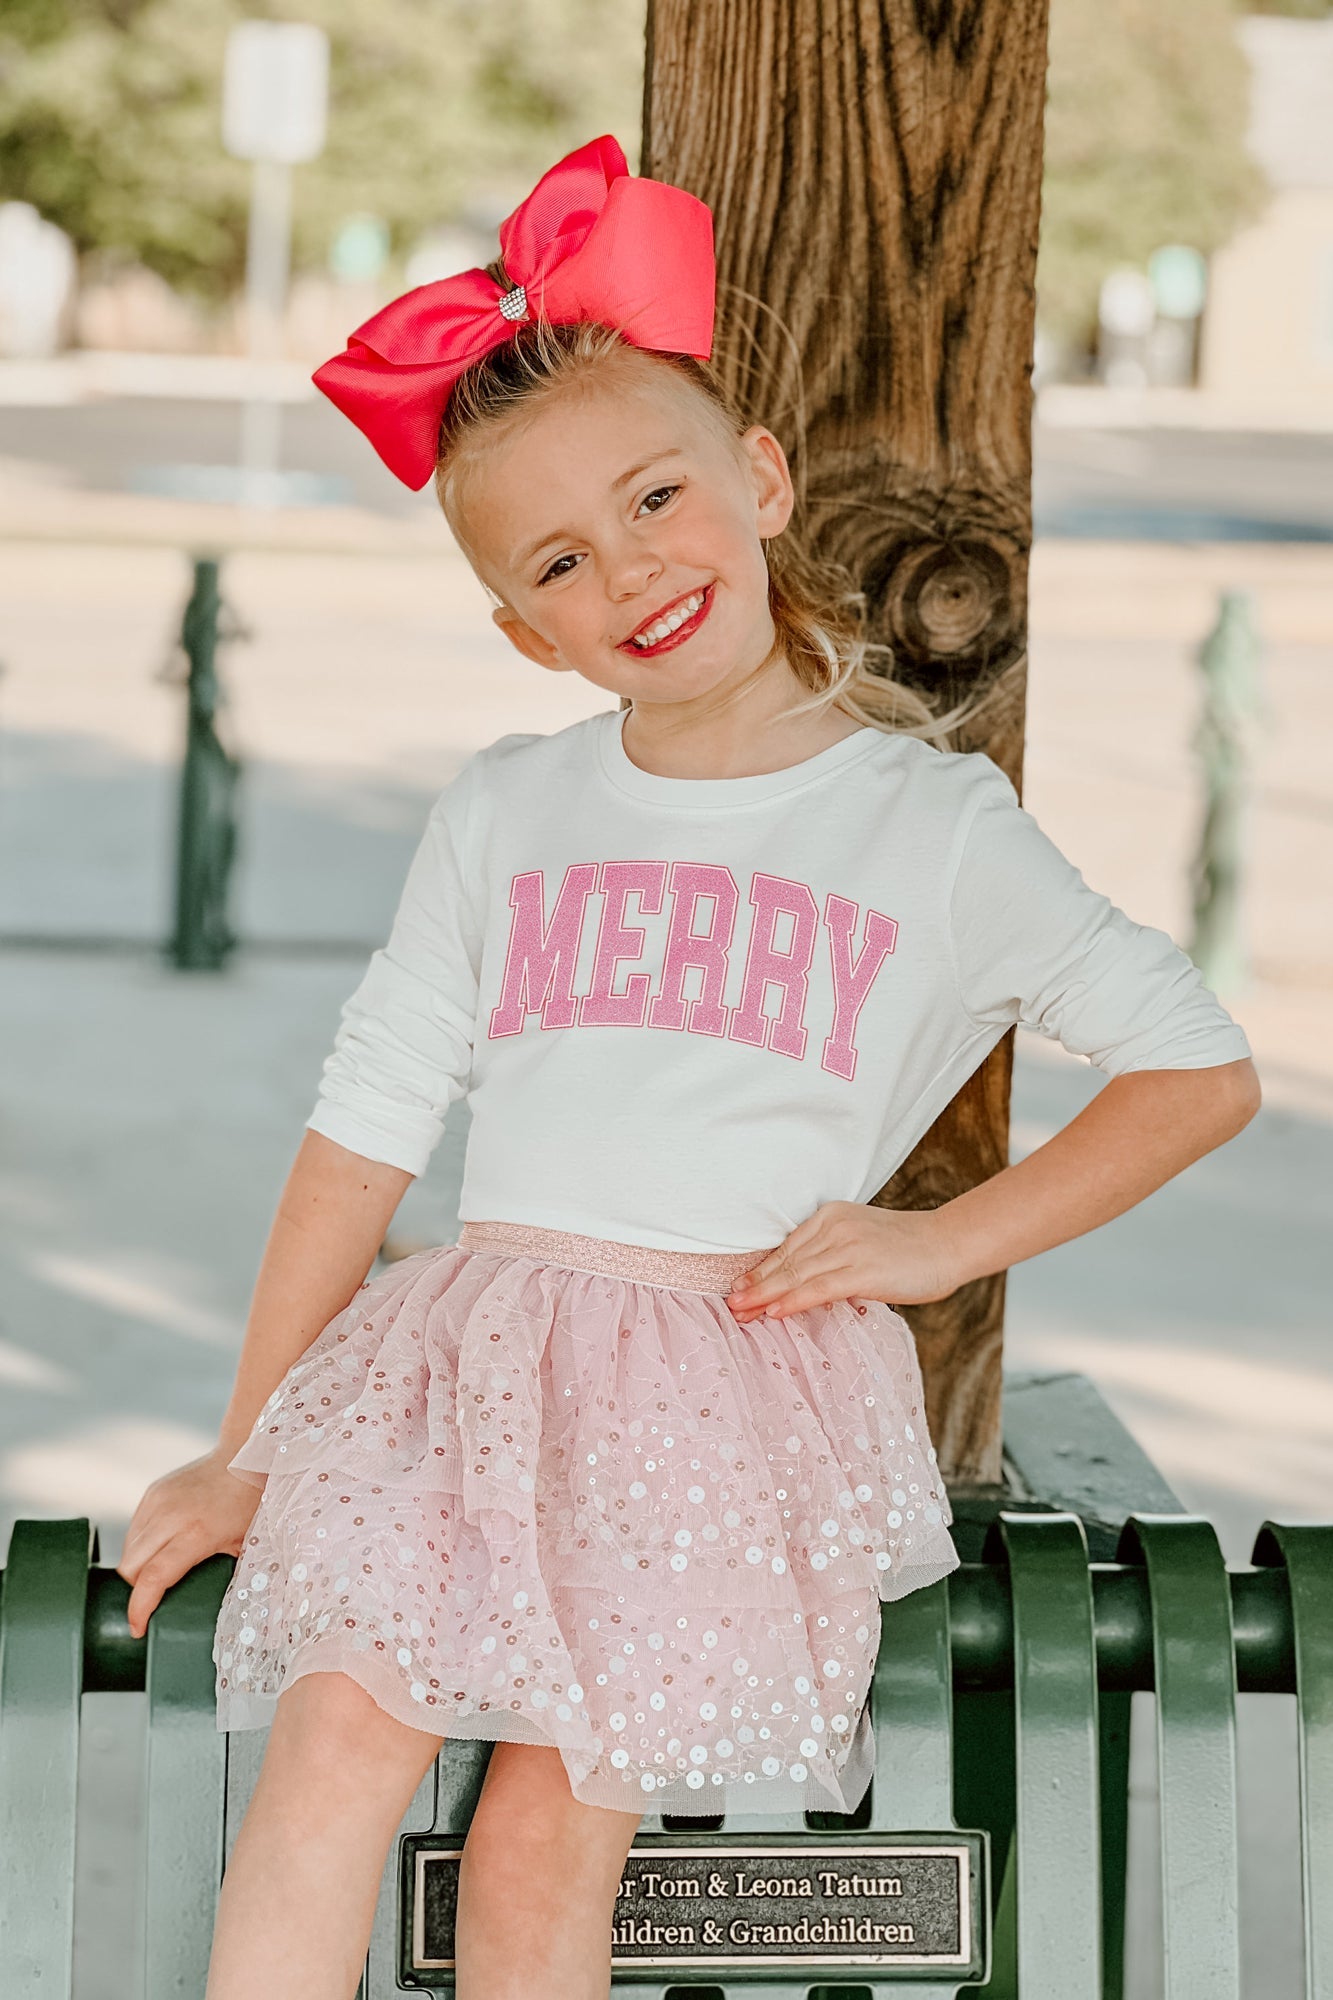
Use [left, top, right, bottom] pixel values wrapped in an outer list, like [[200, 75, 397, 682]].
[[538, 553, 579, 585], [536, 486, 680, 585]]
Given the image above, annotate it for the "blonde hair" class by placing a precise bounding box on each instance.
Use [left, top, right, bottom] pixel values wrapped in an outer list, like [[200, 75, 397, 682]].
[[435, 307, 971, 747]]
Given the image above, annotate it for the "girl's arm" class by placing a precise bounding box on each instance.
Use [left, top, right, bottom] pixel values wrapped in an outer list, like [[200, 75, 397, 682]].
[[215, 1130, 414, 1455], [932, 1054, 1260, 1292], [119, 764, 479, 1636], [117, 1132, 411, 1637], [727, 1060, 1261, 1319]]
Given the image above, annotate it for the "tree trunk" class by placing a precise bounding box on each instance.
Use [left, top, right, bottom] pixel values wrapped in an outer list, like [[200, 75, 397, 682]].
[[642, 0, 1050, 1487]]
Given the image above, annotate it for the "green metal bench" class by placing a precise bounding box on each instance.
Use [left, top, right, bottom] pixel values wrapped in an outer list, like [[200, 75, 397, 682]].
[[2, 1373, 1329, 1997]]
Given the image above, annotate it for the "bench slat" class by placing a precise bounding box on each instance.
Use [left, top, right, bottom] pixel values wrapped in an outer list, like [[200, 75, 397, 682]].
[[1252, 1521, 1333, 2000], [0, 1518, 92, 1995], [867, 1574, 954, 1832], [1122, 1515, 1240, 2000], [1001, 1511, 1102, 2000], [144, 1553, 231, 1997]]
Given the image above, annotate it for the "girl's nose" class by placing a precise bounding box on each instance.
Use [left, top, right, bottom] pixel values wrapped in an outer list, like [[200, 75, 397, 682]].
[[606, 538, 664, 602], [611, 571, 663, 607]]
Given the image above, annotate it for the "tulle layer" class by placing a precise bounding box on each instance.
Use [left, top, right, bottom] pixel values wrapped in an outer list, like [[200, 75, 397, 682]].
[[212, 1228, 959, 1817]]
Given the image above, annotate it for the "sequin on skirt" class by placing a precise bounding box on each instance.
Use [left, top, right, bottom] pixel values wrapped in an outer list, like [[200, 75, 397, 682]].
[[212, 1219, 960, 1817]]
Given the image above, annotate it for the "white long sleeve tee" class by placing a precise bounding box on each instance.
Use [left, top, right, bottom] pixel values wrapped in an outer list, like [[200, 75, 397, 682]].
[[305, 707, 1252, 1255]]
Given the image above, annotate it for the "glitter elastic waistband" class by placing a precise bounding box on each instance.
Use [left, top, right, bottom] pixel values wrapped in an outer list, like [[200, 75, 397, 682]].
[[457, 1220, 763, 1296]]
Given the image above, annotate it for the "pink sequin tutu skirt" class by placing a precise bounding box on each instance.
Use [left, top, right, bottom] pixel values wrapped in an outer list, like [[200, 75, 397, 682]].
[[213, 1218, 959, 1817]]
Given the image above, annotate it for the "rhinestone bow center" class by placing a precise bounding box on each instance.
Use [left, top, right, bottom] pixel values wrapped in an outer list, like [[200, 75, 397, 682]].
[[498, 284, 529, 323]]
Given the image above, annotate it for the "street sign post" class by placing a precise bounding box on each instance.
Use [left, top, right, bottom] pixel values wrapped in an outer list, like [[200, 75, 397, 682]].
[[222, 22, 329, 507]]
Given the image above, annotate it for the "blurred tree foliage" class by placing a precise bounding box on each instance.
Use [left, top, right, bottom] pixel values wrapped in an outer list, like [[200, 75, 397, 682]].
[[1037, 0, 1268, 349], [0, 0, 1280, 354], [0, 0, 647, 301]]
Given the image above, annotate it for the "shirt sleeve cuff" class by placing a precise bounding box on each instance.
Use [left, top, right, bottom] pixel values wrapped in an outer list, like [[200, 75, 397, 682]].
[[1093, 1018, 1254, 1075], [303, 1101, 436, 1177]]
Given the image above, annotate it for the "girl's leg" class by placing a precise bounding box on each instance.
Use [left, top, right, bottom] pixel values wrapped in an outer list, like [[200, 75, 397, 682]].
[[205, 1670, 445, 1999], [454, 1741, 643, 2000]]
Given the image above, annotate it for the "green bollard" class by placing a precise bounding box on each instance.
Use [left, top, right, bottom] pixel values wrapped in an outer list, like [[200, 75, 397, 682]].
[[1187, 589, 1264, 1000], [167, 555, 243, 971]]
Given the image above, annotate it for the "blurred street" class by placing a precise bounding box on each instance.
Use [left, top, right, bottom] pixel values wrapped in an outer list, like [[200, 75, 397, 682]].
[[3, 362, 1333, 536]]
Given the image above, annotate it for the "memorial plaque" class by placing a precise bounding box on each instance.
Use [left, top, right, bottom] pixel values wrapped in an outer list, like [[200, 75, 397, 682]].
[[402, 1831, 986, 1982]]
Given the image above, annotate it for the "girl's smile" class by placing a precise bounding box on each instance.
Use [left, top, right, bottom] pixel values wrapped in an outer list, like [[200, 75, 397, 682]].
[[618, 580, 716, 656]]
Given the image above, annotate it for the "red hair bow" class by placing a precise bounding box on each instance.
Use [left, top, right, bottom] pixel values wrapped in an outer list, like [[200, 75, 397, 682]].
[[312, 134, 716, 491]]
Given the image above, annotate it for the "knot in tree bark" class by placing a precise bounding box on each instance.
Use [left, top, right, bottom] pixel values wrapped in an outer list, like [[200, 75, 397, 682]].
[[889, 539, 1012, 665]]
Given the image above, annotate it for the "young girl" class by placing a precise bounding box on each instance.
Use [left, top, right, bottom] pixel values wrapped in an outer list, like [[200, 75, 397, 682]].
[[117, 135, 1259, 1998]]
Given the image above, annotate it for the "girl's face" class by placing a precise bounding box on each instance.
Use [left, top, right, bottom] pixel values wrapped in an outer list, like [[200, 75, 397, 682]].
[[451, 359, 796, 713]]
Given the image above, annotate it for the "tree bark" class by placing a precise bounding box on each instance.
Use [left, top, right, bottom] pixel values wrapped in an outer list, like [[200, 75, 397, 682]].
[[643, 0, 1050, 1486]]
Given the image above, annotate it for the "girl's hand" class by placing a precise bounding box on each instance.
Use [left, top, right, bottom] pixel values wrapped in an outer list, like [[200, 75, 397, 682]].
[[726, 1201, 960, 1322], [116, 1449, 264, 1640]]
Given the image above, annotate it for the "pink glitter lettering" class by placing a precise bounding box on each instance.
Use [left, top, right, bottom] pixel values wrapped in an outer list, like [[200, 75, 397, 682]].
[[727, 872, 819, 1060], [647, 863, 739, 1036], [487, 860, 899, 1074], [821, 894, 899, 1080], [487, 864, 598, 1037], [580, 861, 667, 1028]]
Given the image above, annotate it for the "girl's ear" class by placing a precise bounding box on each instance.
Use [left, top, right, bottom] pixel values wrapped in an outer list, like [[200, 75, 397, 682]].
[[740, 425, 795, 540], [491, 604, 567, 672]]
